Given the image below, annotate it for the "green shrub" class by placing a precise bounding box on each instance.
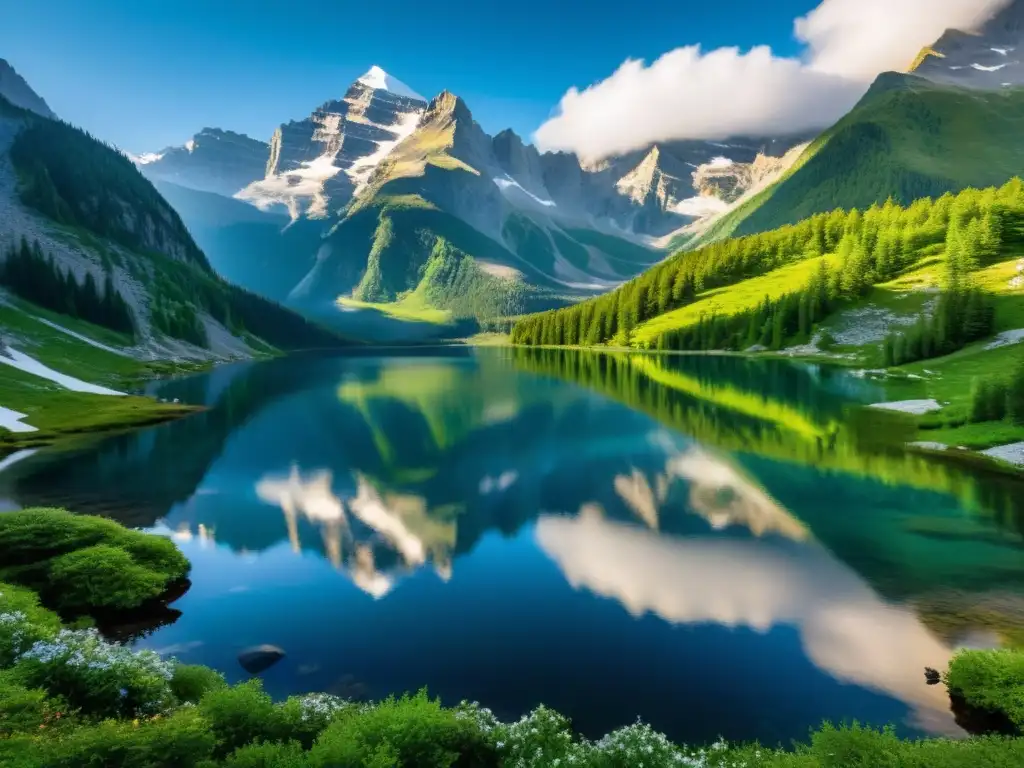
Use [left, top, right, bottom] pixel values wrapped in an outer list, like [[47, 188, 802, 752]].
[[48, 545, 168, 612], [970, 377, 1009, 423], [946, 649, 1024, 730], [0, 670, 69, 736], [1007, 362, 1024, 426], [0, 507, 121, 566], [276, 693, 356, 749], [223, 741, 310, 768], [0, 508, 189, 617], [25, 707, 216, 768], [117, 531, 190, 581], [807, 723, 903, 767], [307, 690, 495, 768], [12, 628, 175, 719], [200, 679, 282, 755], [0, 582, 62, 666], [171, 664, 227, 704]]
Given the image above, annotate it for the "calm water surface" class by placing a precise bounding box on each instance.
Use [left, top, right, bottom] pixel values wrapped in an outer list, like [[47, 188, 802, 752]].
[[3, 347, 1024, 746]]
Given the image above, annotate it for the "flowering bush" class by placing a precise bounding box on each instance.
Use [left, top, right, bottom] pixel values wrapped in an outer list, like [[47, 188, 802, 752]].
[[11, 628, 174, 719], [590, 720, 697, 767], [491, 705, 590, 767], [0, 583, 61, 667], [306, 689, 495, 768], [275, 691, 359, 748]]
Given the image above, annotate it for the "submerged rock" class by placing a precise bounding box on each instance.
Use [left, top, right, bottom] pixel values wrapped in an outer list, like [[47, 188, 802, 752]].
[[924, 667, 941, 685], [238, 644, 286, 674]]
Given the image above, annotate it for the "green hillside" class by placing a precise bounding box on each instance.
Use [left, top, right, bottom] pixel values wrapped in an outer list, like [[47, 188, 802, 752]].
[[512, 180, 1024, 355], [704, 73, 1024, 241], [1, 98, 346, 353], [152, 181, 322, 305]]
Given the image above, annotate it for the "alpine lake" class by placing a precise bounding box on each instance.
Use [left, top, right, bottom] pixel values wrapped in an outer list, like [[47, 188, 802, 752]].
[[2, 347, 1023, 747]]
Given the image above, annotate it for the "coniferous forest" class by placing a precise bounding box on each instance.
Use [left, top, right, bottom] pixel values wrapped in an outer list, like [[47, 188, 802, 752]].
[[1, 236, 136, 337], [9, 119, 209, 269], [511, 180, 1017, 361]]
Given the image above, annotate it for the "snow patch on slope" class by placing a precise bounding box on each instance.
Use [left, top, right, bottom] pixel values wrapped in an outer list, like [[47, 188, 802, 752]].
[[346, 111, 422, 192], [492, 175, 556, 208], [357, 66, 425, 102], [673, 195, 729, 217], [236, 154, 343, 219], [0, 407, 36, 433], [0, 348, 123, 395], [30, 316, 132, 357], [972, 62, 1009, 72], [130, 152, 165, 165]]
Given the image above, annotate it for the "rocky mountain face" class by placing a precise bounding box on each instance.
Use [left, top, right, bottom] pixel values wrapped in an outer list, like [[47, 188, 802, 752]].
[[0, 59, 55, 119], [134, 128, 268, 198], [237, 67, 427, 219], [911, 0, 1024, 88], [126, 65, 807, 326]]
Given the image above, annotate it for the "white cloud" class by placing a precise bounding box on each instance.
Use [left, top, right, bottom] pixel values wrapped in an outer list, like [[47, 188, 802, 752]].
[[798, 0, 1010, 80], [534, 0, 1012, 161]]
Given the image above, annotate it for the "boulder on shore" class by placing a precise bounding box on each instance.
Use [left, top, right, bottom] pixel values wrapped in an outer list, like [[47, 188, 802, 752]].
[[238, 644, 285, 674]]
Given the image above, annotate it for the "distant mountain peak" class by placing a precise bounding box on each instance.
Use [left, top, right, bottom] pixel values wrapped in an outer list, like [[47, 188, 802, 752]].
[[0, 58, 56, 119], [911, 0, 1024, 88], [424, 90, 474, 124], [356, 66, 426, 102]]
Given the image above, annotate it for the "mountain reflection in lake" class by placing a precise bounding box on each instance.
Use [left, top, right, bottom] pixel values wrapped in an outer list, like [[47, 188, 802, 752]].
[[2, 347, 1024, 746]]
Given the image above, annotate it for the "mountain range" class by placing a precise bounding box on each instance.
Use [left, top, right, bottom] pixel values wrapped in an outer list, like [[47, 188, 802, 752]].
[[6, 0, 1024, 348], [130, 67, 809, 333], [0, 61, 347, 363]]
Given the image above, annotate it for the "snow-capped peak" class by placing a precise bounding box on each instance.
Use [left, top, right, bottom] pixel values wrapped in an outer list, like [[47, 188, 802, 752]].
[[357, 65, 425, 102], [129, 151, 165, 165]]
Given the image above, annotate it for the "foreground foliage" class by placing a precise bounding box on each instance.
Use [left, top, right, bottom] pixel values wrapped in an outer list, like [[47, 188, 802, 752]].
[[3, 582, 1024, 766], [1, 512, 1024, 766]]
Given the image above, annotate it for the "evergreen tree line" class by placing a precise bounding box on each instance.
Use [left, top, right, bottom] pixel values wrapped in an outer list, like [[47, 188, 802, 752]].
[[419, 238, 553, 320], [145, 258, 347, 352], [0, 236, 135, 337], [512, 180, 1022, 351], [882, 209, 1001, 365], [970, 362, 1024, 425], [882, 289, 995, 366], [652, 261, 835, 352]]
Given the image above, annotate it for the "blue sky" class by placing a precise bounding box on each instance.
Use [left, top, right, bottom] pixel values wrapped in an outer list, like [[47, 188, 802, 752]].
[[0, 0, 821, 153]]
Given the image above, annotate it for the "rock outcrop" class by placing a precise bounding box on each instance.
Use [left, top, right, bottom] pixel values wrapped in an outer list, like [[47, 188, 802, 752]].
[[911, 0, 1024, 89], [135, 128, 268, 198]]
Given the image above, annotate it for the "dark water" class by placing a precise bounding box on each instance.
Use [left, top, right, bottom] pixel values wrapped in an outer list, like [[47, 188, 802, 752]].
[[3, 347, 1024, 746]]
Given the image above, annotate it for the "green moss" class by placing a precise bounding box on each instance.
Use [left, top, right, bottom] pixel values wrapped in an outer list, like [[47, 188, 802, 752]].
[[0, 508, 189, 617], [47, 545, 169, 612]]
